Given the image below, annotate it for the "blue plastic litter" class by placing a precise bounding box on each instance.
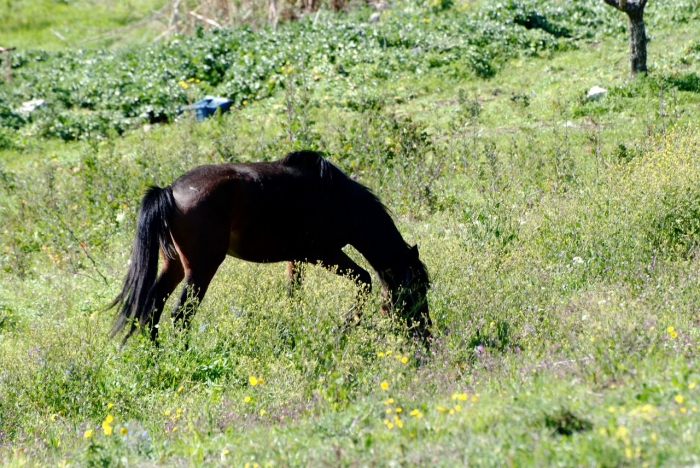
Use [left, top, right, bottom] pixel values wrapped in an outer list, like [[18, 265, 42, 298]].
[[182, 96, 232, 120]]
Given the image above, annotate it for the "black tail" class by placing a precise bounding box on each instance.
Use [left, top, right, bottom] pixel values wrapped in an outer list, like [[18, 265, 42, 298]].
[[109, 185, 177, 342]]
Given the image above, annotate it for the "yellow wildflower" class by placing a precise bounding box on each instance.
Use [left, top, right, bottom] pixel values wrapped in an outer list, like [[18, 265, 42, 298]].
[[249, 376, 259, 386], [260, 409, 266, 417], [244, 396, 252, 403], [120, 426, 128, 436], [383, 398, 395, 405], [102, 415, 114, 435], [401, 357, 408, 364], [675, 395, 684, 404], [615, 426, 628, 439], [83, 429, 93, 438], [380, 381, 389, 391], [689, 383, 696, 390], [436, 405, 447, 413]]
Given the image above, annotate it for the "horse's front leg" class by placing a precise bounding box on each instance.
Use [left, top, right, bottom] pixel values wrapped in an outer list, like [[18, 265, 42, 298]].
[[316, 250, 372, 330], [286, 260, 304, 297]]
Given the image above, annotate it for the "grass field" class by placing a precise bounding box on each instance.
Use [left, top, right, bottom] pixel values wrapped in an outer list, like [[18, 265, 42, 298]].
[[2, 0, 700, 466], [0, 0, 168, 50]]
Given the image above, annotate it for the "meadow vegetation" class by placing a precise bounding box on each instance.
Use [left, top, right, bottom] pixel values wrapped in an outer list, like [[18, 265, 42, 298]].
[[1, 0, 700, 465]]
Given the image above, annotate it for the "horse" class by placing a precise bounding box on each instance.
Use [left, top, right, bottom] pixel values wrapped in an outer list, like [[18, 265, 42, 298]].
[[110, 151, 432, 347]]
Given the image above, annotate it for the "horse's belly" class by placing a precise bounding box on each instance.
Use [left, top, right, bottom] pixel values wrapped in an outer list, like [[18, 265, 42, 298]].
[[226, 224, 341, 263], [226, 229, 293, 263]]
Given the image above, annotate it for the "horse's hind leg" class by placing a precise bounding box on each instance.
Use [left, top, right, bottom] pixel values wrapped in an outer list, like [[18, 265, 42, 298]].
[[147, 255, 185, 342], [170, 267, 219, 335], [167, 221, 228, 338], [316, 250, 372, 328], [169, 237, 228, 336]]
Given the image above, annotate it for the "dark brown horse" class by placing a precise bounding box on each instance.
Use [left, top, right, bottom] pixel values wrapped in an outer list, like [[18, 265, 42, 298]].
[[110, 151, 431, 347]]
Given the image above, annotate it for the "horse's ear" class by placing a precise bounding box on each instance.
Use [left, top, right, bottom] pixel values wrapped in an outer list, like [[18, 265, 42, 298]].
[[410, 244, 419, 258]]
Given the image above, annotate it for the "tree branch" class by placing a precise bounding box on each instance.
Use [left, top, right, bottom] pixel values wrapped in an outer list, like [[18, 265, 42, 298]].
[[602, 0, 647, 13], [602, 0, 622, 10]]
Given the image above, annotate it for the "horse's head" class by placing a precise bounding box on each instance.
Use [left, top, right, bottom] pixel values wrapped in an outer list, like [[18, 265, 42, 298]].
[[381, 244, 432, 344]]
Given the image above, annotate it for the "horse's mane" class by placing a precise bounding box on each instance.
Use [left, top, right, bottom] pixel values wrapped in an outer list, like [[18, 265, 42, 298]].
[[282, 150, 388, 210], [282, 150, 334, 179]]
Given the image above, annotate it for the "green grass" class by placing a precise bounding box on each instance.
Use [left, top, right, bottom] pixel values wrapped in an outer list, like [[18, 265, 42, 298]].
[[0, 0, 168, 50], [2, 0, 700, 466]]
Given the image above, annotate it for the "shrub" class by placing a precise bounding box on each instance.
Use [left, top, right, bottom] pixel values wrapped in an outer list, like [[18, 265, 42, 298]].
[[4, 0, 687, 142]]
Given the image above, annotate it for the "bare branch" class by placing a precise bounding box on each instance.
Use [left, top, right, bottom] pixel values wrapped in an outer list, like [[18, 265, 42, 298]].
[[602, 0, 647, 13], [189, 10, 222, 28], [602, 0, 622, 10]]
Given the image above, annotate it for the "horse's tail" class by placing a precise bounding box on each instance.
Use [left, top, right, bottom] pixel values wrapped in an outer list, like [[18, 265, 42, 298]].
[[109, 185, 177, 341]]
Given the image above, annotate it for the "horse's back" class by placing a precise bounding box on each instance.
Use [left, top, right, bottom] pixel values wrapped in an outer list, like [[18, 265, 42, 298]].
[[168, 157, 354, 262]]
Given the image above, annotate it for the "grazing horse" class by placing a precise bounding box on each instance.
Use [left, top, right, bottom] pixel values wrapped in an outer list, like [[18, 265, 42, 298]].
[[110, 151, 431, 347]]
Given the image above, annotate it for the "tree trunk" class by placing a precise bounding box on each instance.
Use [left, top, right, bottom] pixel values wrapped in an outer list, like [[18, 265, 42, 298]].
[[603, 0, 648, 77], [268, 0, 278, 28], [627, 7, 647, 76]]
